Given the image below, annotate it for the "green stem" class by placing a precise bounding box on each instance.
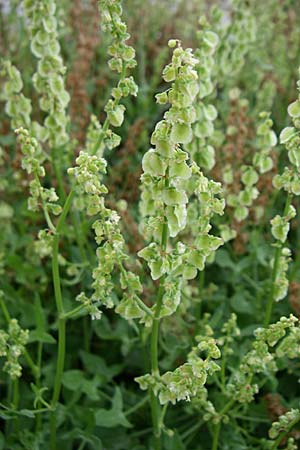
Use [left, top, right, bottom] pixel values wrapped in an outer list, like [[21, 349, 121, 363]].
[[60, 303, 86, 320], [125, 395, 149, 417], [77, 442, 86, 450], [51, 147, 66, 202], [50, 190, 75, 450], [264, 193, 292, 326], [92, 118, 110, 155], [12, 379, 19, 409], [196, 269, 205, 332], [35, 340, 43, 432], [211, 422, 221, 450], [12, 379, 20, 434], [91, 61, 127, 156], [220, 342, 228, 388], [150, 184, 169, 450], [211, 399, 235, 450]]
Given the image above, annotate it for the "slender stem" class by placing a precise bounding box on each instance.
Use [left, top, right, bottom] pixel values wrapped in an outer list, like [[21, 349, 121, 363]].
[[50, 189, 75, 450], [71, 210, 88, 263], [91, 61, 127, 156], [0, 297, 10, 322], [211, 422, 221, 450], [60, 303, 86, 320], [35, 340, 43, 432], [51, 147, 66, 202], [12, 379, 19, 409], [150, 174, 169, 450], [12, 379, 20, 434], [182, 420, 203, 442], [264, 193, 292, 326], [196, 269, 205, 332], [211, 399, 235, 450], [92, 118, 110, 155], [220, 341, 228, 388], [125, 395, 149, 417]]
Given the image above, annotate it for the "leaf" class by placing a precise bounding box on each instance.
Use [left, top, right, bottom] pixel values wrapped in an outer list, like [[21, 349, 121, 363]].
[[163, 430, 185, 450], [80, 351, 122, 380], [28, 330, 56, 344], [62, 370, 85, 391], [61, 427, 103, 449], [215, 249, 235, 269], [230, 290, 252, 314], [95, 388, 132, 428]]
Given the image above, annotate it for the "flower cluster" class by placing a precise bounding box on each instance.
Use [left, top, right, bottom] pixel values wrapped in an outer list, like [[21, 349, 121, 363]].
[[140, 40, 199, 240], [228, 315, 299, 404], [227, 111, 277, 222], [0, 318, 29, 379], [218, 313, 240, 351], [276, 70, 300, 194], [0, 61, 31, 129], [139, 42, 224, 318], [267, 70, 300, 303], [92, 0, 138, 155], [269, 409, 300, 439], [216, 0, 256, 78], [185, 17, 219, 171], [68, 151, 145, 322], [186, 169, 225, 257], [136, 337, 220, 405], [23, 0, 70, 147], [15, 127, 61, 217]]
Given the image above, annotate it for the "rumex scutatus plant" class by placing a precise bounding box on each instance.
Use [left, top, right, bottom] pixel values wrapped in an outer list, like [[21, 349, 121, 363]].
[[1, 1, 300, 449]]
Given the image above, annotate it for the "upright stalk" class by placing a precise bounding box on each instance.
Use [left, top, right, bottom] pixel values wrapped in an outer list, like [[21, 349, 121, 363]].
[[211, 399, 235, 450], [50, 190, 74, 449], [264, 193, 292, 326], [150, 176, 169, 450]]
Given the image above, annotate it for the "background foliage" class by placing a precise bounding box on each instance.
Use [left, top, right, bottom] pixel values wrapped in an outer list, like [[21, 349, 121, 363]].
[[1, 0, 300, 449]]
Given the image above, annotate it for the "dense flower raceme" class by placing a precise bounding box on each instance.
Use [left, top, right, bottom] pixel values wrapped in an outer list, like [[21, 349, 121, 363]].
[[185, 16, 219, 172], [137, 337, 221, 405], [68, 151, 146, 323], [266, 69, 300, 305], [226, 111, 277, 223], [215, 0, 256, 81], [0, 290, 29, 380], [90, 0, 138, 156], [0, 61, 32, 130], [188, 314, 300, 431], [23, 0, 70, 147], [228, 315, 300, 405], [136, 40, 224, 404]]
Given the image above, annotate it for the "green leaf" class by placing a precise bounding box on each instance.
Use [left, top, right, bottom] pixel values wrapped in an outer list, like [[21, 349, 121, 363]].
[[95, 388, 132, 428], [28, 330, 56, 344], [62, 370, 85, 391]]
